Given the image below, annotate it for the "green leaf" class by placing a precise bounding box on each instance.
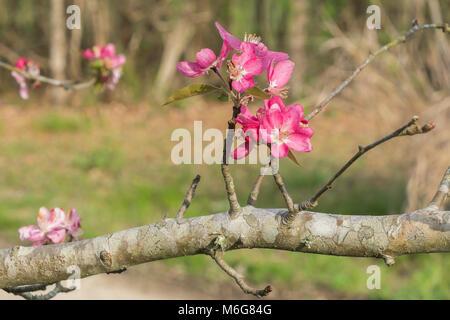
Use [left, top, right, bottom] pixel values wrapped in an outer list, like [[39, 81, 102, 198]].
[[217, 93, 231, 102], [163, 84, 219, 106], [287, 150, 301, 167], [246, 87, 270, 99]]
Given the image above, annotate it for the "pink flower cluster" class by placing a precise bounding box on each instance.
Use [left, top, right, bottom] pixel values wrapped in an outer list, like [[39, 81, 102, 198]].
[[177, 22, 293, 94], [11, 58, 41, 100], [83, 43, 126, 90], [234, 97, 313, 159], [176, 22, 313, 160], [19, 207, 83, 246]]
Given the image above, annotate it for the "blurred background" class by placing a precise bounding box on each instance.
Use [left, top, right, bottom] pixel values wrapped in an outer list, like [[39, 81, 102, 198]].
[[0, 0, 449, 299]]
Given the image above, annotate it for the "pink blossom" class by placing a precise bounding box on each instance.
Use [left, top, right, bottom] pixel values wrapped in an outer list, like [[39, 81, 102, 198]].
[[267, 60, 295, 97], [64, 208, 83, 237], [83, 44, 126, 90], [11, 58, 41, 100], [215, 22, 289, 69], [232, 97, 313, 159], [178, 41, 232, 78], [233, 106, 262, 159], [228, 43, 264, 92], [260, 98, 313, 158], [19, 207, 66, 246], [18, 207, 84, 246]]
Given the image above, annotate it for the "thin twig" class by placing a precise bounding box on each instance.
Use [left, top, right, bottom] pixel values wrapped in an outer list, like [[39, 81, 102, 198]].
[[221, 163, 241, 217], [3, 283, 49, 294], [0, 60, 96, 90], [305, 23, 450, 121], [208, 250, 272, 298], [273, 172, 297, 224], [3, 282, 75, 300], [176, 174, 201, 220], [247, 163, 270, 206], [212, 67, 234, 98], [298, 116, 435, 210], [428, 167, 450, 210], [221, 101, 242, 218]]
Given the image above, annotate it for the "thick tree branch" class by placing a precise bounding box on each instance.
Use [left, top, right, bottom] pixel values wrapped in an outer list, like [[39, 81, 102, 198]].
[[0, 60, 95, 90], [176, 174, 201, 221], [298, 116, 434, 210], [1, 202, 448, 290], [305, 23, 450, 121]]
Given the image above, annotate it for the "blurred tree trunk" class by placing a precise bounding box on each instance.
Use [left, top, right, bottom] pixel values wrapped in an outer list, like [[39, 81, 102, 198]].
[[288, 0, 307, 99], [69, 0, 83, 80], [49, 0, 68, 106], [86, 0, 109, 45], [154, 2, 196, 101]]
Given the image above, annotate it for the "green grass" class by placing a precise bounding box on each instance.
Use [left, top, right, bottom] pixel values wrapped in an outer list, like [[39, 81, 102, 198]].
[[32, 112, 92, 133]]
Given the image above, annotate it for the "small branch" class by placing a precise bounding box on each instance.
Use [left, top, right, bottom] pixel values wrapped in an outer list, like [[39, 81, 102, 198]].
[[221, 164, 241, 218], [221, 101, 243, 218], [298, 116, 435, 210], [428, 167, 450, 210], [3, 282, 75, 300], [247, 164, 270, 206], [3, 283, 49, 294], [0, 60, 96, 91], [305, 23, 450, 121], [273, 172, 297, 225], [176, 174, 201, 220], [208, 250, 272, 298]]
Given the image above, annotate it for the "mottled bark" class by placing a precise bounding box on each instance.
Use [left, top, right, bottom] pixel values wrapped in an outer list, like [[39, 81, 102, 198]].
[[1, 206, 449, 289]]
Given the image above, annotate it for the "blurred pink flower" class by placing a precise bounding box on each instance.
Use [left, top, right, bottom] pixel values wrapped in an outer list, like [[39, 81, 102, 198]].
[[11, 58, 41, 100], [267, 60, 295, 97], [228, 43, 264, 92], [64, 208, 83, 238], [18, 207, 83, 246], [19, 207, 66, 246], [83, 43, 126, 90]]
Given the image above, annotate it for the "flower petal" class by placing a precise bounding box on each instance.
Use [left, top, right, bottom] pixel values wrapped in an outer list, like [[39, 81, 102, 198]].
[[177, 62, 205, 78], [232, 141, 251, 160], [286, 131, 313, 153], [264, 96, 285, 112], [232, 77, 254, 92], [243, 58, 264, 77], [19, 225, 41, 241], [216, 42, 231, 68], [270, 60, 295, 88], [101, 44, 116, 58], [47, 229, 66, 244], [215, 22, 241, 50], [47, 208, 66, 230], [271, 143, 289, 158], [14, 58, 28, 69], [195, 48, 216, 69], [82, 49, 96, 60], [286, 104, 304, 120], [281, 107, 300, 133]]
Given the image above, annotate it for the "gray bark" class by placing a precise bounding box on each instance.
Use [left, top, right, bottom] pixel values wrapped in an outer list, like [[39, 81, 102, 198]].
[[1, 206, 449, 288]]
